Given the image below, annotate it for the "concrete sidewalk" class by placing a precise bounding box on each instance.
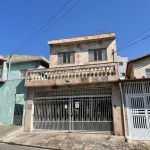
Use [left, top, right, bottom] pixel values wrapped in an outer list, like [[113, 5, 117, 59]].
[[1, 130, 150, 150], [0, 125, 23, 139]]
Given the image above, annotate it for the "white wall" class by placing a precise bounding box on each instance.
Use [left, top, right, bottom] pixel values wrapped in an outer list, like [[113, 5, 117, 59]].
[[117, 56, 128, 79]]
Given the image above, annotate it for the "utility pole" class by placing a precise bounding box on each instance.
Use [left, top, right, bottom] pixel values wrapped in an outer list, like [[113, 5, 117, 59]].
[[112, 49, 114, 62], [7, 54, 12, 80]]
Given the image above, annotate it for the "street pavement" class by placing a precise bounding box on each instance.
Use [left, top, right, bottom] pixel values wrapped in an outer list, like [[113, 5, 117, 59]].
[[0, 143, 48, 150]]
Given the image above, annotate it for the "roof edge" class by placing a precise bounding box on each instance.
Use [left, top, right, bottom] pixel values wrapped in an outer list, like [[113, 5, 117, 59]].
[[48, 33, 116, 45]]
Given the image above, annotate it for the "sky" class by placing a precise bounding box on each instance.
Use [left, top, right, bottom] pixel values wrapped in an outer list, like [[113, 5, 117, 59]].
[[0, 0, 150, 60]]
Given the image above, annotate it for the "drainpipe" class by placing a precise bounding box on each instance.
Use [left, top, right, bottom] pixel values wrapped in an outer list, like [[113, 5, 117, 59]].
[[112, 49, 114, 62], [7, 54, 12, 80], [119, 82, 127, 140]]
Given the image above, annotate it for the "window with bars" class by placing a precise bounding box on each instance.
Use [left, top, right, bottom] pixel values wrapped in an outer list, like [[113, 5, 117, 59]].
[[88, 49, 107, 62], [58, 52, 75, 64], [146, 69, 150, 78]]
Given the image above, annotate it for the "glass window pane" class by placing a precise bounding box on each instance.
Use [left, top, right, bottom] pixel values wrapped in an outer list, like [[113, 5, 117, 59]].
[[98, 50, 102, 60], [63, 53, 66, 63], [88, 50, 94, 62], [119, 62, 123, 66], [101, 49, 107, 60], [94, 50, 97, 61]]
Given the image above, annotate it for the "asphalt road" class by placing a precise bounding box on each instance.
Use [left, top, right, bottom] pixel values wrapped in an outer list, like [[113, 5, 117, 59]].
[[0, 143, 49, 150]]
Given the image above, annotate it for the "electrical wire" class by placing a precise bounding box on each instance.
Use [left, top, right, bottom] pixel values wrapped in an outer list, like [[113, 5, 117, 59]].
[[114, 33, 150, 62], [117, 33, 150, 52], [13, 0, 82, 54], [11, 0, 72, 54], [117, 28, 150, 50], [115, 27, 150, 53]]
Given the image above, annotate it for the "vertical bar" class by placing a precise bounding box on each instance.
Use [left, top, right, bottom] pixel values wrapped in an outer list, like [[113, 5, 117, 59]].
[[82, 98, 83, 131], [69, 97, 71, 132]]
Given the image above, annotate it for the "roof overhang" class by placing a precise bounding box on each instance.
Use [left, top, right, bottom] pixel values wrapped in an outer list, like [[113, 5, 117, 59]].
[[125, 54, 150, 78], [48, 33, 116, 45], [0, 57, 7, 61]]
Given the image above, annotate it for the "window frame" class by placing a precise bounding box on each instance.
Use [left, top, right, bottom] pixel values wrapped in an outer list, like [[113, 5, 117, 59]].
[[88, 48, 107, 62], [58, 51, 75, 64], [145, 69, 150, 78], [121, 73, 125, 76], [119, 62, 123, 66]]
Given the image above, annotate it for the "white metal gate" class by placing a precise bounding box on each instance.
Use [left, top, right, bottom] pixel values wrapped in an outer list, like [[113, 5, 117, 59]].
[[125, 81, 150, 140], [33, 88, 114, 133]]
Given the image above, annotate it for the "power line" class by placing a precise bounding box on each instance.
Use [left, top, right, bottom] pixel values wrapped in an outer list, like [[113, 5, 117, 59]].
[[115, 27, 150, 53], [114, 33, 150, 62], [13, 0, 82, 54], [12, 0, 72, 54], [117, 33, 150, 52], [114, 28, 150, 61]]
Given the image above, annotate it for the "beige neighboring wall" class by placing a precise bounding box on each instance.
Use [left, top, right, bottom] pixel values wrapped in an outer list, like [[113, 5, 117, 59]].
[[49, 37, 117, 68], [133, 57, 150, 78]]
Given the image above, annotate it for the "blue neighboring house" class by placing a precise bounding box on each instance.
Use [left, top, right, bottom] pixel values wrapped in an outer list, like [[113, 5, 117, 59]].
[[0, 54, 49, 126]]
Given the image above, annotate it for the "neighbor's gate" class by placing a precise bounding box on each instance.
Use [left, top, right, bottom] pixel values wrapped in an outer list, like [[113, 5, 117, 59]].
[[33, 88, 113, 133], [125, 81, 150, 140]]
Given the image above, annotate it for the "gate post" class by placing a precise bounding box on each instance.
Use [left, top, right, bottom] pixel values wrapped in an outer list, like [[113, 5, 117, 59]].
[[24, 88, 34, 132], [112, 83, 124, 136]]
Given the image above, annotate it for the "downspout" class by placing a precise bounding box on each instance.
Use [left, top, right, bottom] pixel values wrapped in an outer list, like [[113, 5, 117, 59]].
[[7, 54, 12, 80], [119, 82, 127, 139]]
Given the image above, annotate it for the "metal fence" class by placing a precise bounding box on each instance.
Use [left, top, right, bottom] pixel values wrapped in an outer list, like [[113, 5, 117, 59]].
[[33, 95, 113, 133]]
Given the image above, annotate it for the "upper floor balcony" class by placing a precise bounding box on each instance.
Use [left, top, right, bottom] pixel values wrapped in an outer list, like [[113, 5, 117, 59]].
[[25, 62, 118, 87]]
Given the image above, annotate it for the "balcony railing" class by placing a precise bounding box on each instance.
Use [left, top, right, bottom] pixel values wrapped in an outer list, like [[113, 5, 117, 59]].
[[25, 62, 118, 87]]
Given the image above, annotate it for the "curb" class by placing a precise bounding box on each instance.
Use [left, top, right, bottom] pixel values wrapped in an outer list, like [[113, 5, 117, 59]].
[[0, 141, 62, 150]]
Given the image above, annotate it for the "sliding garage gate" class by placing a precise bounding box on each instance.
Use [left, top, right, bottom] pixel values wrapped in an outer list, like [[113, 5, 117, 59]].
[[125, 81, 150, 140], [33, 88, 113, 133]]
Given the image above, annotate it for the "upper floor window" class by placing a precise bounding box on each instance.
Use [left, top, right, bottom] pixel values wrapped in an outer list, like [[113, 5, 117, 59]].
[[119, 62, 123, 66], [58, 52, 75, 64], [88, 49, 107, 62], [146, 69, 150, 78]]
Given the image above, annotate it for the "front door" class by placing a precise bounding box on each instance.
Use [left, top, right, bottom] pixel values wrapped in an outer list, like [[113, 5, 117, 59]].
[[127, 95, 150, 140], [13, 104, 23, 125]]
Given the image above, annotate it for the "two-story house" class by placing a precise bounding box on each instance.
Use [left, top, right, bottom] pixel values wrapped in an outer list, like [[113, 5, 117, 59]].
[[0, 54, 49, 126], [24, 33, 123, 136]]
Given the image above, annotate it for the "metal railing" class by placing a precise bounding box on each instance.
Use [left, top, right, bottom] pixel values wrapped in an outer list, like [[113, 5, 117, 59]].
[[26, 62, 117, 82]]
